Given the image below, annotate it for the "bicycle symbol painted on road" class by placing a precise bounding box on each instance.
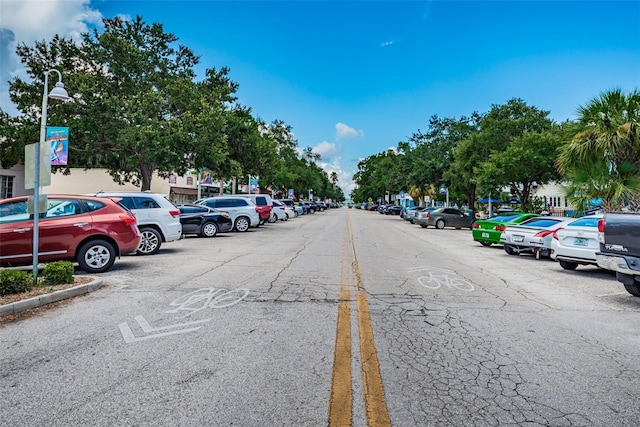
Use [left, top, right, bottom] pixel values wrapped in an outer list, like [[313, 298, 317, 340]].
[[166, 288, 250, 318], [408, 266, 475, 292]]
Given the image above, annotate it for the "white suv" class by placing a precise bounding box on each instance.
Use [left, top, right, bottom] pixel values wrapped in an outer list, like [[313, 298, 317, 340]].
[[92, 191, 182, 255], [195, 196, 260, 232]]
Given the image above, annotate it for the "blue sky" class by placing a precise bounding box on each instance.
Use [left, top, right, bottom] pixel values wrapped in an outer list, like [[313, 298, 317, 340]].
[[1, 1, 639, 196]]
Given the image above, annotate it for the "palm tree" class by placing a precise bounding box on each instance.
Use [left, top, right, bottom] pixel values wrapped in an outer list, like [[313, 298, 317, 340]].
[[557, 88, 640, 211]]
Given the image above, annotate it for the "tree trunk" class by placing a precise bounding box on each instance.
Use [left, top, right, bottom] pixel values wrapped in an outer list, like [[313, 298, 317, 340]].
[[140, 164, 153, 191]]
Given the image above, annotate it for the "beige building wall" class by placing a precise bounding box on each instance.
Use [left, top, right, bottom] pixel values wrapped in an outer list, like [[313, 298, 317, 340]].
[[47, 169, 174, 195]]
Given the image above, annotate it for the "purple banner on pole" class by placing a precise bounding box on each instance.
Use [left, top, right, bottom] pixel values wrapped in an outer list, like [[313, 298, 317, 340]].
[[47, 126, 69, 166]]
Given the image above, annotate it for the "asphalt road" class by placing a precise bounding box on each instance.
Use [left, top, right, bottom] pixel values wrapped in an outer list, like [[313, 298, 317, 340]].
[[2, 207, 639, 426]]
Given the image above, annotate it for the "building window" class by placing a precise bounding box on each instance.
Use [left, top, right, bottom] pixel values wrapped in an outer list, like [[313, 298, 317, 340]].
[[186, 176, 193, 185], [0, 175, 14, 199]]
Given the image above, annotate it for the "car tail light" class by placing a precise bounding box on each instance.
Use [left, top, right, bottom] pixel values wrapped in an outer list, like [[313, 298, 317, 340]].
[[473, 223, 481, 229], [427, 212, 431, 218], [493, 225, 506, 231], [119, 212, 137, 226], [169, 209, 180, 218], [598, 218, 605, 243], [534, 230, 555, 238], [551, 228, 563, 240]]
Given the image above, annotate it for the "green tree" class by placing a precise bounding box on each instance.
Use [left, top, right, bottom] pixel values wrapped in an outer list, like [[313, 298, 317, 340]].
[[447, 99, 555, 211], [3, 17, 240, 191], [557, 88, 640, 211], [476, 130, 562, 207]]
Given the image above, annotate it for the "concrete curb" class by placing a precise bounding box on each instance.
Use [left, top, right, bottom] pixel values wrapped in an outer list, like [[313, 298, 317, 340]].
[[0, 277, 103, 317]]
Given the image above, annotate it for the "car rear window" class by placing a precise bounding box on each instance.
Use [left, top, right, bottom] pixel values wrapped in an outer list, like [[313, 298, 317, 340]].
[[521, 218, 563, 227], [568, 216, 601, 227], [133, 197, 161, 209], [254, 197, 267, 206], [492, 214, 520, 222]]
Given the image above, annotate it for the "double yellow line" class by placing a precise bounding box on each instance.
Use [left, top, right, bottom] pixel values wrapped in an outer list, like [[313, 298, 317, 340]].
[[329, 214, 391, 427]]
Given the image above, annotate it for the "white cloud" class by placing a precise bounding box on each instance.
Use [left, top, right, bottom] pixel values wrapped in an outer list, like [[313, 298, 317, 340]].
[[335, 122, 364, 139], [0, 0, 103, 115], [312, 141, 338, 160], [380, 41, 394, 47]]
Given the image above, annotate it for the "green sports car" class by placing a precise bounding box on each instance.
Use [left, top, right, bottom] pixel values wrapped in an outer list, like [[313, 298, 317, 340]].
[[471, 213, 539, 246]]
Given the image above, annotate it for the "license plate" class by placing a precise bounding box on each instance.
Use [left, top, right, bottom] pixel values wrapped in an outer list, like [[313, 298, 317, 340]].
[[574, 237, 588, 247], [481, 232, 490, 238], [513, 235, 524, 242]]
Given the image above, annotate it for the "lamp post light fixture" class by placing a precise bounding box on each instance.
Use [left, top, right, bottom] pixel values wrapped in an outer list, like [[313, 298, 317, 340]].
[[32, 69, 70, 281]]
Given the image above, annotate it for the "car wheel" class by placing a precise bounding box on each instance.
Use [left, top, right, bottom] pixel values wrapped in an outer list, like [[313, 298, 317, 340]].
[[201, 222, 218, 237], [435, 219, 445, 229], [234, 216, 250, 232], [480, 241, 492, 247], [624, 281, 640, 297], [284, 214, 289, 221], [77, 239, 116, 273], [558, 260, 578, 270], [504, 245, 518, 256], [294, 211, 299, 217], [268, 214, 277, 223], [137, 227, 162, 255], [420, 224, 427, 228]]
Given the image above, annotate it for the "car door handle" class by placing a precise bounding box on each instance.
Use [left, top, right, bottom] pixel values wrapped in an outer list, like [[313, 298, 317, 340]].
[[13, 227, 31, 232], [73, 222, 89, 227]]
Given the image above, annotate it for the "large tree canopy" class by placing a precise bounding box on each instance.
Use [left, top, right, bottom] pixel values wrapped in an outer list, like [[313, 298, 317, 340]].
[[557, 88, 640, 211], [0, 16, 345, 200]]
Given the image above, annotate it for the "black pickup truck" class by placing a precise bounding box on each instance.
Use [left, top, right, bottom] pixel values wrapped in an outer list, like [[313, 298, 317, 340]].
[[596, 212, 640, 296]]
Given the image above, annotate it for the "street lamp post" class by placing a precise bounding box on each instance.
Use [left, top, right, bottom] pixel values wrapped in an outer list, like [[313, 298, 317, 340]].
[[32, 69, 70, 281]]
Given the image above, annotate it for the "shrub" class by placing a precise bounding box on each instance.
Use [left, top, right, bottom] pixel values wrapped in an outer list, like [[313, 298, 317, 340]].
[[42, 261, 74, 286], [0, 269, 33, 296]]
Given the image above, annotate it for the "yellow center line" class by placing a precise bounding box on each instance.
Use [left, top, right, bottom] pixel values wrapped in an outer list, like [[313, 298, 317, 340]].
[[329, 214, 391, 427], [329, 218, 353, 426]]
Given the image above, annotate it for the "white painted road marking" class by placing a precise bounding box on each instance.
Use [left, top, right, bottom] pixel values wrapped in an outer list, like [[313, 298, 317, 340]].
[[118, 316, 203, 343]]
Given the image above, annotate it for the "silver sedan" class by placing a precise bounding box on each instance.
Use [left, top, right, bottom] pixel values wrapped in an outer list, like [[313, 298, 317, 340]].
[[500, 216, 570, 258]]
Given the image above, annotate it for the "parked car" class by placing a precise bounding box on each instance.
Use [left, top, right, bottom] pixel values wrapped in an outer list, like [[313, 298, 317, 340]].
[[549, 214, 603, 270], [472, 213, 539, 246], [596, 212, 640, 296], [238, 194, 273, 225], [0, 195, 141, 273], [277, 200, 297, 219], [316, 201, 327, 211], [270, 199, 290, 221], [500, 216, 570, 258], [194, 196, 261, 232], [297, 201, 310, 215], [404, 206, 428, 223], [384, 205, 402, 215], [307, 200, 318, 213], [421, 207, 475, 229], [91, 191, 182, 255], [177, 204, 233, 237], [280, 199, 302, 217], [414, 207, 439, 228]]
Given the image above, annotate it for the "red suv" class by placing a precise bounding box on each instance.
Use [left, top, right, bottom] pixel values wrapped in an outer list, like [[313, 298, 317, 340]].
[[0, 195, 141, 273]]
